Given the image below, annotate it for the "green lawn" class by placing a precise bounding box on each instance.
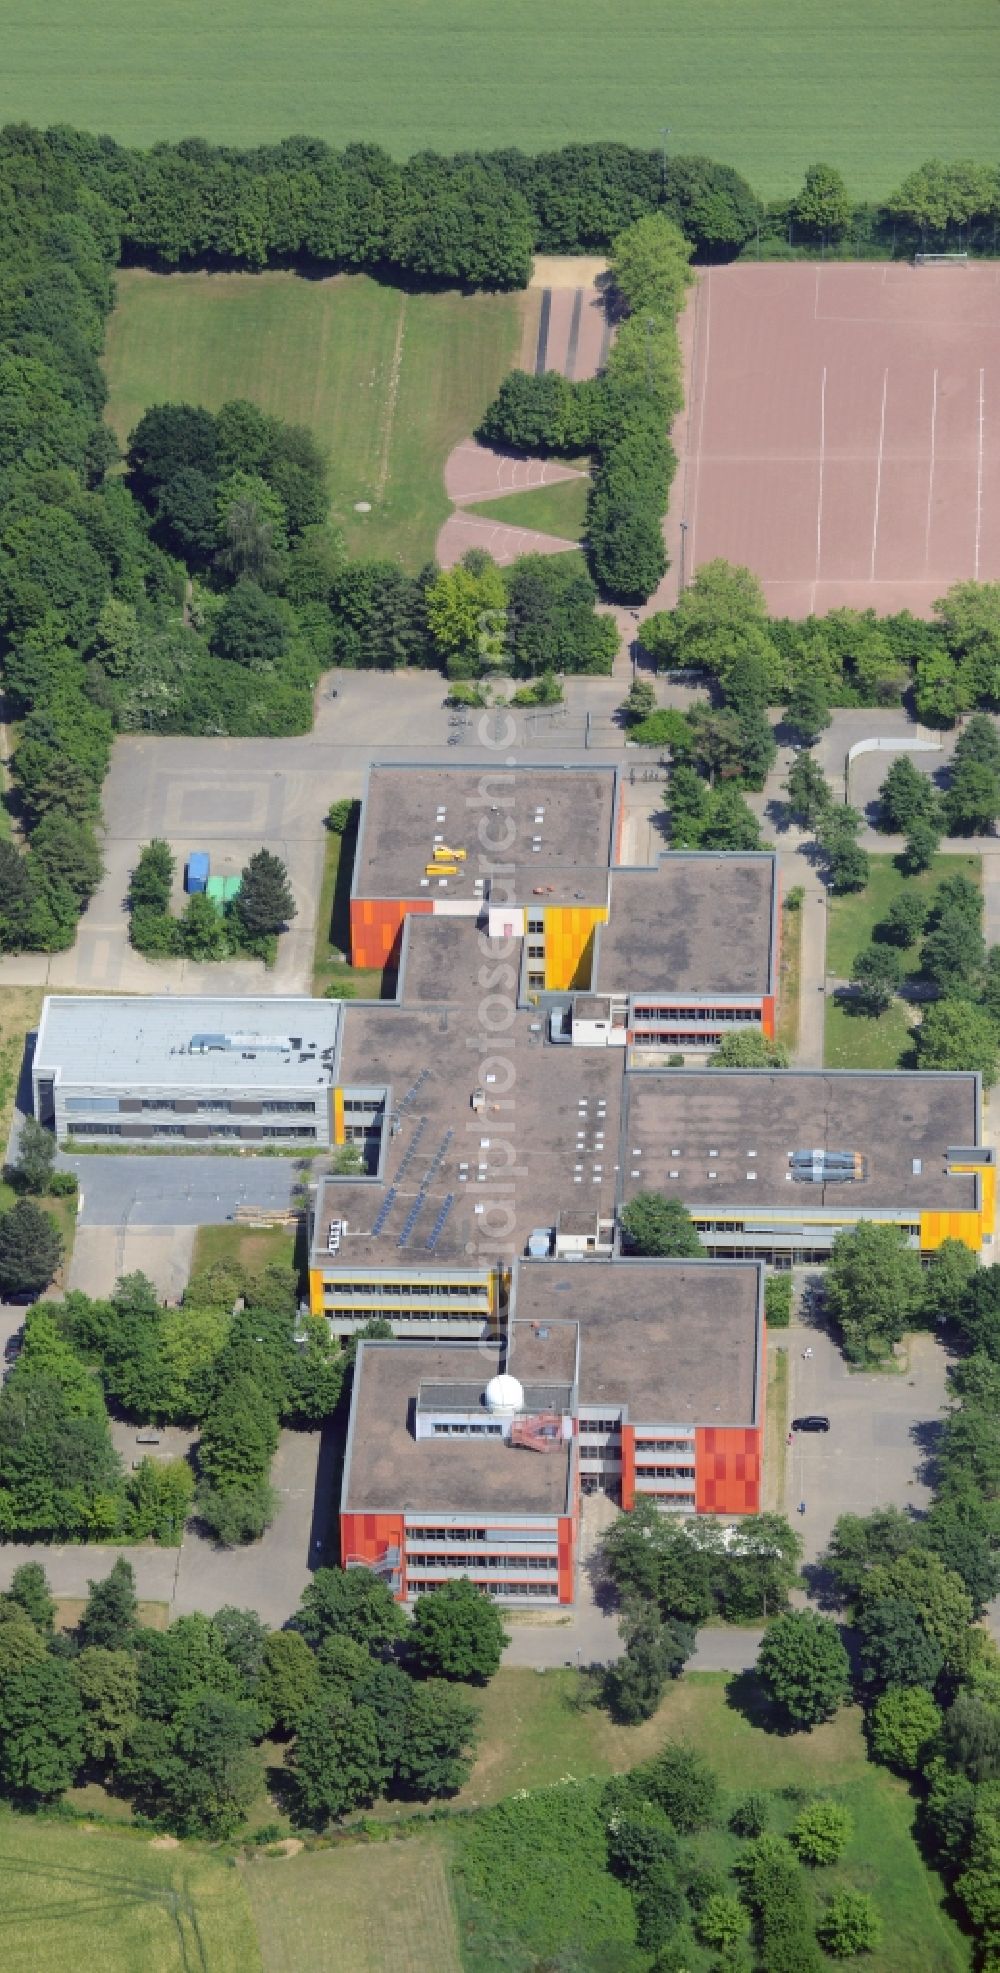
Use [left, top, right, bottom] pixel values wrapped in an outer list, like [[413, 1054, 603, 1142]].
[[190, 1221, 297, 1278], [103, 270, 523, 568], [465, 476, 590, 543], [2, 3, 995, 198], [824, 994, 916, 1071], [824, 853, 981, 977], [0, 1811, 261, 1973]]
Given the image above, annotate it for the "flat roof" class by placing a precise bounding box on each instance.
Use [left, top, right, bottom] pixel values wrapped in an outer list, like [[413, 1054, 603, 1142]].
[[596, 856, 777, 997], [34, 996, 340, 1091], [352, 762, 616, 905], [343, 1342, 572, 1515], [317, 919, 624, 1266], [621, 1069, 981, 1213], [511, 1259, 761, 1425]]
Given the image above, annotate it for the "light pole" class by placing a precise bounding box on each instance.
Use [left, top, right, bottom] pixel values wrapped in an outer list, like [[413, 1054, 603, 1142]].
[[660, 125, 670, 195], [678, 519, 688, 596]]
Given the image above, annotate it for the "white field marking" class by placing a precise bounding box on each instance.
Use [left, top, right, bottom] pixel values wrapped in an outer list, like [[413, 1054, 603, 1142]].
[[815, 366, 828, 584], [688, 268, 713, 578], [870, 368, 889, 581], [975, 367, 985, 579], [924, 368, 939, 570]]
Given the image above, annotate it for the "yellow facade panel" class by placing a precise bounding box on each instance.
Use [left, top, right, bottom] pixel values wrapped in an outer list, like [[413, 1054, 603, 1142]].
[[333, 1086, 345, 1145], [308, 1268, 325, 1315], [542, 906, 606, 991]]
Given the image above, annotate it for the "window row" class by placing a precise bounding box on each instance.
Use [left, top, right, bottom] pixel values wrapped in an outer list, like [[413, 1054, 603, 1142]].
[[70, 1121, 317, 1140], [406, 1553, 557, 1572], [431, 1422, 504, 1437], [635, 1465, 697, 1480], [632, 1005, 759, 1025]]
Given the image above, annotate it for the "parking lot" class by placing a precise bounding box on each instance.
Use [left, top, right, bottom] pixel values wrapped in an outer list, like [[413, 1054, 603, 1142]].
[[785, 1318, 949, 1565]]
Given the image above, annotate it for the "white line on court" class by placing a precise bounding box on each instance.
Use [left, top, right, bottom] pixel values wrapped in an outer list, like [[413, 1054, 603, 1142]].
[[924, 368, 939, 570], [975, 367, 985, 579], [870, 368, 889, 581], [688, 267, 712, 579], [815, 366, 827, 585]]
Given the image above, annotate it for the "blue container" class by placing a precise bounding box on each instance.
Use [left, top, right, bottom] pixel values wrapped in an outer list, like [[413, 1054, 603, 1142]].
[[185, 851, 210, 894]]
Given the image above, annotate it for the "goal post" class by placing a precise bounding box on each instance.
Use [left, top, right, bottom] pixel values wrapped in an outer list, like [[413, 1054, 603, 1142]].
[[913, 251, 969, 266]]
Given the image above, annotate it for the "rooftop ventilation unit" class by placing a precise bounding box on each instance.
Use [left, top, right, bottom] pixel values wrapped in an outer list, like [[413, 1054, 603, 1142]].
[[789, 1149, 865, 1184], [189, 1031, 293, 1055]]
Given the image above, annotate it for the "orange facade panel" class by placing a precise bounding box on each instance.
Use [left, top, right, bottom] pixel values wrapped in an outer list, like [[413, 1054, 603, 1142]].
[[761, 995, 776, 1040], [620, 1424, 636, 1511], [558, 1514, 576, 1604], [350, 896, 432, 970], [694, 1426, 762, 1515]]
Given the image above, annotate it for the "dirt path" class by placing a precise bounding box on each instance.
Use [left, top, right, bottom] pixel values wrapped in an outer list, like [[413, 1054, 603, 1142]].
[[374, 292, 407, 504]]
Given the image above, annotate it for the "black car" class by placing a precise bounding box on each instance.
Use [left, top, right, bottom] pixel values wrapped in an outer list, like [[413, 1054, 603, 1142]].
[[791, 1414, 830, 1433]]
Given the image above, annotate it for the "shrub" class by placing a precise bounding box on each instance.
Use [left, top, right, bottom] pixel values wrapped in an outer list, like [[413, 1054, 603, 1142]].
[[765, 1275, 793, 1329], [817, 1889, 882, 1958], [868, 1685, 942, 1773], [790, 1798, 853, 1865]]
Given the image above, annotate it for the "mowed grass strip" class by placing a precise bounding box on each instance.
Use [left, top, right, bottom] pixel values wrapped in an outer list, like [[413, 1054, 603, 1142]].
[[103, 270, 523, 569], [465, 476, 590, 543], [2, 2, 996, 197], [240, 1831, 461, 1973], [0, 1812, 261, 1973]]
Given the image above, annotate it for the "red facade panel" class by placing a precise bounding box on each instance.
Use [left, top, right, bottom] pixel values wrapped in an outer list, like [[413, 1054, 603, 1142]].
[[339, 1510, 406, 1598], [350, 896, 432, 970], [694, 1426, 762, 1515]]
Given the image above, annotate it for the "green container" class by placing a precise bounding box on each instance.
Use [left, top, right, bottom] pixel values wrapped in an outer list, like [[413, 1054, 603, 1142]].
[[222, 875, 242, 900], [205, 876, 226, 904]]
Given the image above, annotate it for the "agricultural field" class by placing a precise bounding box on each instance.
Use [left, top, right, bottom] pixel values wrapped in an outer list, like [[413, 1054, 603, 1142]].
[[0, 1813, 261, 1973], [102, 270, 524, 567], [2, 3, 995, 198]]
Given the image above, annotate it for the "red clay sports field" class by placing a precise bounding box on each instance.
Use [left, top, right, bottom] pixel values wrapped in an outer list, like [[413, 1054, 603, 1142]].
[[665, 261, 1000, 619]]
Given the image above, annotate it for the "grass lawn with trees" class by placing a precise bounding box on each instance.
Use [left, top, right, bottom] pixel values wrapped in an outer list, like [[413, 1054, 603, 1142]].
[[823, 853, 980, 1070], [824, 854, 981, 978], [0, 1811, 262, 1973], [386, 1671, 964, 1973], [464, 476, 590, 543], [312, 826, 385, 1001], [2, 2, 995, 198], [103, 271, 525, 569]]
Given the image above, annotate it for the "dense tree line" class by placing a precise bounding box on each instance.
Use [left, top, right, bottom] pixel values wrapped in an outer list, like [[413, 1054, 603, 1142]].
[[0, 1556, 504, 1833], [481, 213, 691, 601], [16, 128, 1000, 279], [816, 1258, 1000, 1968]]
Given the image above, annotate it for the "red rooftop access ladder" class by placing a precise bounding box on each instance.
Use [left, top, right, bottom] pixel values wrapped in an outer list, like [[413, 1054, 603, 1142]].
[[509, 1413, 564, 1453]]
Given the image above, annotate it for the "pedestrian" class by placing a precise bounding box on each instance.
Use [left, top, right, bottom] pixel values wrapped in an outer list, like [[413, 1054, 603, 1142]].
[[798, 1500, 806, 1516]]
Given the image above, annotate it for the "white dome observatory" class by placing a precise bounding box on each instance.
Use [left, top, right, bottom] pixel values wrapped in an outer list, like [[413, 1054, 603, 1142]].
[[484, 1373, 524, 1416]]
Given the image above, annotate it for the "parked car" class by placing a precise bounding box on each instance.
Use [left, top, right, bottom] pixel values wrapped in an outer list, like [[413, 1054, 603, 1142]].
[[791, 1414, 830, 1433]]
